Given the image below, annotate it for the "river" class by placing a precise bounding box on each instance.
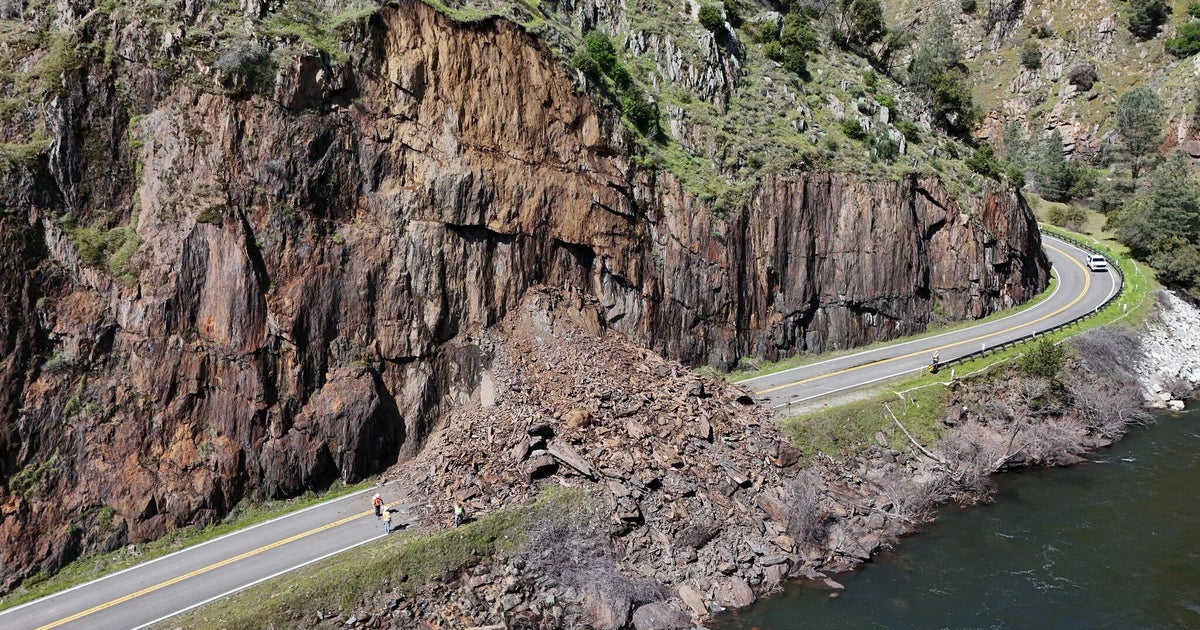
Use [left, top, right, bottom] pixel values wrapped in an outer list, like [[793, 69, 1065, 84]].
[[716, 407, 1200, 629]]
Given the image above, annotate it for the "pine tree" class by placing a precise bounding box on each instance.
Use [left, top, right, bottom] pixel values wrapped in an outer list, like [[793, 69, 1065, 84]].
[[1115, 87, 1164, 185]]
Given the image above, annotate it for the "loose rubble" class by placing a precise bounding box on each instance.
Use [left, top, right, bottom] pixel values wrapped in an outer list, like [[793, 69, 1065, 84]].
[[310, 290, 1198, 629]]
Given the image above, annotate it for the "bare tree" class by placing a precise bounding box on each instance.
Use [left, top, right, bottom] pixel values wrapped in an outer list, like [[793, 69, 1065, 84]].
[[874, 472, 937, 522], [517, 512, 661, 617], [938, 422, 1018, 495], [783, 471, 827, 544], [1067, 378, 1150, 439]]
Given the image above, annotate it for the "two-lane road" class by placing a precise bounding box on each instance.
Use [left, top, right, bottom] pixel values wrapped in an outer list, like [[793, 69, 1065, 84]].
[[743, 234, 1120, 408], [0, 234, 1119, 630], [0, 484, 404, 630]]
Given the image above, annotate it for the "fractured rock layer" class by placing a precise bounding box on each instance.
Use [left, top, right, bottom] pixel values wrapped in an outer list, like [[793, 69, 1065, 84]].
[[0, 3, 1046, 588]]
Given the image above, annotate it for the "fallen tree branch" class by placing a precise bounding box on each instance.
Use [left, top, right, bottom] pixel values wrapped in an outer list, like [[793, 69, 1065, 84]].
[[885, 403, 945, 464]]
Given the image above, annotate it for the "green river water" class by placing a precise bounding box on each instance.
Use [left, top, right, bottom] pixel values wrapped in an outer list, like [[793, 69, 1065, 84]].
[[716, 406, 1200, 629]]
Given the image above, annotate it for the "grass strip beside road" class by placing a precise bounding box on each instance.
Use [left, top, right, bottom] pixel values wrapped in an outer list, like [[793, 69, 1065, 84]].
[[152, 485, 583, 630], [0, 480, 376, 612]]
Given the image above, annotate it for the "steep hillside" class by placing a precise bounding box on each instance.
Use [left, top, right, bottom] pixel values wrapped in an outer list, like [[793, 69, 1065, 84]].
[[0, 0, 1047, 592], [883, 0, 1200, 155]]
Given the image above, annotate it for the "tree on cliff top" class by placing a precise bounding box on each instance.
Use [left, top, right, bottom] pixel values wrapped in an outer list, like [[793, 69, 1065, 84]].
[[1115, 86, 1164, 185], [907, 4, 978, 136]]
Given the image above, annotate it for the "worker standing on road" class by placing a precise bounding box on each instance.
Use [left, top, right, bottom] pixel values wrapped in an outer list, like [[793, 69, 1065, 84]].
[[383, 507, 393, 534], [372, 493, 383, 518], [931, 351, 940, 373]]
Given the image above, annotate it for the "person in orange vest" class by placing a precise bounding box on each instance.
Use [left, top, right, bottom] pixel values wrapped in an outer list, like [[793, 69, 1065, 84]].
[[372, 493, 383, 518]]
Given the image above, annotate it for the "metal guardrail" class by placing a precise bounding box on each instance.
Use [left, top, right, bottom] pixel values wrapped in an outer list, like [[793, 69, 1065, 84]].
[[937, 230, 1126, 371]]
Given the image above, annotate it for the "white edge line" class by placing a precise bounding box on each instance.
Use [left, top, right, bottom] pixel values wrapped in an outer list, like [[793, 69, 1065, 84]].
[[739, 235, 1083, 386], [0, 481, 395, 616], [131, 534, 387, 630], [771, 236, 1122, 411], [771, 365, 929, 409]]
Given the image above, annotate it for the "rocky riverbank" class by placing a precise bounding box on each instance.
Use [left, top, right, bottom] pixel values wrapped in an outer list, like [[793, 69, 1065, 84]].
[[1138, 292, 1200, 410], [263, 290, 1191, 630]]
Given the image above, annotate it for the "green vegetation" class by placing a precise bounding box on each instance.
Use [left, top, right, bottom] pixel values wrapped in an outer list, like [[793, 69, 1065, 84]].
[[152, 486, 585, 629], [780, 381, 947, 462], [1165, 21, 1200, 57], [1128, 0, 1171, 40], [68, 224, 142, 286], [0, 136, 51, 168], [1114, 87, 1165, 185], [778, 10, 820, 76], [1019, 40, 1042, 69], [906, 3, 978, 136], [835, 0, 886, 56], [1108, 151, 1200, 298], [1018, 337, 1065, 379], [8, 449, 61, 498], [697, 3, 725, 32], [572, 30, 658, 135], [1030, 130, 1096, 203], [965, 143, 1004, 180], [0, 478, 377, 611]]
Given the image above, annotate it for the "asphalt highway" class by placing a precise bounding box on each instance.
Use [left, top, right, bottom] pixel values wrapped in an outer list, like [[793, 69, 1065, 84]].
[[742, 234, 1121, 408], [0, 483, 406, 630], [0, 234, 1119, 630]]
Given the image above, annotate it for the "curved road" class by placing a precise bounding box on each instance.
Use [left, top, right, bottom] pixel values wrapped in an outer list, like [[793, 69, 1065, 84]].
[[0, 234, 1119, 630], [743, 234, 1120, 408]]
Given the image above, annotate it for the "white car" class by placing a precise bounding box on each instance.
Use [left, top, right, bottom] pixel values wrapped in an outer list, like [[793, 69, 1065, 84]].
[[1086, 253, 1109, 272]]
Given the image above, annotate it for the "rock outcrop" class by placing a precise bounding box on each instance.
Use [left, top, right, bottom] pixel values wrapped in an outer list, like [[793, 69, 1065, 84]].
[[0, 3, 1047, 589]]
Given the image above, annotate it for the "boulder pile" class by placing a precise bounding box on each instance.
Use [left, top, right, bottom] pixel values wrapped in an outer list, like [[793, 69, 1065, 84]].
[[348, 289, 941, 629]]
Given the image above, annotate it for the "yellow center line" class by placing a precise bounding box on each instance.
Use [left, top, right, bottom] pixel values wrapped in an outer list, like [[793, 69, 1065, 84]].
[[756, 244, 1093, 395], [35, 509, 374, 630]]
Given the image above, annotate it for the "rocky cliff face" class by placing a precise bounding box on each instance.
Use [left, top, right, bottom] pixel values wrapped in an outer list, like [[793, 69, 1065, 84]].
[[0, 3, 1047, 590]]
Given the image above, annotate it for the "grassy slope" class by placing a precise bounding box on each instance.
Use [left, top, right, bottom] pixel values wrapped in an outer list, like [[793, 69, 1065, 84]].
[[149, 486, 584, 630]]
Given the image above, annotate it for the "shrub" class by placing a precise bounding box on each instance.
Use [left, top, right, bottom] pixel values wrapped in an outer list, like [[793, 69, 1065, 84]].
[[960, 0, 977, 14], [895, 120, 921, 143], [1030, 20, 1054, 39], [697, 3, 725, 32], [621, 90, 659, 134], [841, 0, 886, 53], [784, 472, 827, 544], [747, 19, 780, 44], [782, 46, 808, 75], [871, 131, 900, 162], [841, 117, 867, 140], [966, 143, 1004, 179], [1046, 204, 1088, 230], [1019, 338, 1065, 380], [1019, 41, 1042, 69], [1190, 1, 1200, 18], [1165, 22, 1200, 58], [1065, 63, 1097, 91], [763, 40, 784, 61]]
